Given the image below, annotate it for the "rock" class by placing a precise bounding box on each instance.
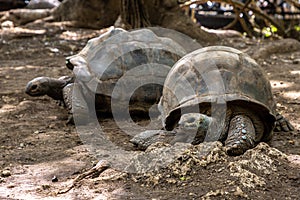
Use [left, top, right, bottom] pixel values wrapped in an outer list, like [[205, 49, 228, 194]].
[[233, 186, 248, 198], [42, 184, 51, 190], [1, 20, 14, 29], [287, 154, 300, 167], [7, 184, 15, 188], [251, 38, 300, 59], [202, 189, 226, 199], [26, 0, 61, 9], [1, 170, 11, 177], [293, 59, 300, 64], [0, 177, 5, 183], [51, 176, 58, 182]]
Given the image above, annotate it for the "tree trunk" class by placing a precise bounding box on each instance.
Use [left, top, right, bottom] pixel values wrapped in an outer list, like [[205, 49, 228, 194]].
[[51, 0, 219, 44], [120, 0, 151, 29], [149, 0, 219, 44]]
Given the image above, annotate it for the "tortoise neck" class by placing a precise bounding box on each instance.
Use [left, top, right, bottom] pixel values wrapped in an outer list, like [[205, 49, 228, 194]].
[[46, 78, 69, 101]]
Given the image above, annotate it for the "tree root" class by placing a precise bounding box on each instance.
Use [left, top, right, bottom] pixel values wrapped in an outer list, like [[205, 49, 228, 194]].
[[251, 38, 300, 59], [0, 9, 51, 26], [57, 160, 110, 194]]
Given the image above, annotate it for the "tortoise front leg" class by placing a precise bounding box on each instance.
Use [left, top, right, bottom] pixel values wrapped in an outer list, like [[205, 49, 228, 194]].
[[225, 115, 256, 156], [130, 130, 177, 150], [130, 113, 213, 150], [62, 84, 74, 124], [62, 83, 90, 125]]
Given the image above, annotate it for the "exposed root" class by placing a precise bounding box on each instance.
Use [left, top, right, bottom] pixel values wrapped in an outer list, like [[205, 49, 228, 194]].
[[57, 160, 110, 194]]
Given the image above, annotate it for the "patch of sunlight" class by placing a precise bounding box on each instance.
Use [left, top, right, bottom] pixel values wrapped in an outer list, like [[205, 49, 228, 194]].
[[290, 70, 300, 75], [0, 104, 16, 114], [283, 91, 300, 100], [14, 66, 25, 70], [47, 115, 58, 120], [59, 30, 104, 40], [10, 65, 41, 71], [60, 30, 79, 40], [59, 28, 109, 41], [270, 80, 294, 89], [4, 27, 45, 35]]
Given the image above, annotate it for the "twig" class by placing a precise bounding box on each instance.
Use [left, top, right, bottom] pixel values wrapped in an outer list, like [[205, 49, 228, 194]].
[[285, 0, 300, 9], [58, 160, 110, 194], [180, 0, 285, 35], [223, 0, 252, 30]]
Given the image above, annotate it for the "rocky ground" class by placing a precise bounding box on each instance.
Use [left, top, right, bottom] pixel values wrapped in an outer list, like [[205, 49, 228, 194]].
[[0, 20, 299, 199]]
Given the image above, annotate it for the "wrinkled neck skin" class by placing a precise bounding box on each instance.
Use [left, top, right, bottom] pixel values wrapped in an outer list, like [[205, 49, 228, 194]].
[[46, 78, 70, 100]]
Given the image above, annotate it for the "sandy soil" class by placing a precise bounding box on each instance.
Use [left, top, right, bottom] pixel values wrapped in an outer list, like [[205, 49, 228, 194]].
[[0, 21, 299, 199]]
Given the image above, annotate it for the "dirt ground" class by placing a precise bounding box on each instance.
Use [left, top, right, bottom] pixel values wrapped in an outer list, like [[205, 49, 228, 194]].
[[0, 21, 299, 200]]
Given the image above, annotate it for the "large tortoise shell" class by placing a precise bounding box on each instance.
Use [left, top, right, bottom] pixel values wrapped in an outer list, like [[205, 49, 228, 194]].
[[159, 46, 276, 139]]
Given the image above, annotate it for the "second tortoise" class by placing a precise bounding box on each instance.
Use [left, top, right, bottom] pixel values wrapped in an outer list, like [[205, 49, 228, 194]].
[[131, 46, 294, 156]]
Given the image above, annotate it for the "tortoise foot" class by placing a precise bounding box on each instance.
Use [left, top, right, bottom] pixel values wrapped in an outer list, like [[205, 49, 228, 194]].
[[274, 113, 294, 132], [225, 115, 256, 156], [66, 115, 74, 125], [130, 130, 177, 150]]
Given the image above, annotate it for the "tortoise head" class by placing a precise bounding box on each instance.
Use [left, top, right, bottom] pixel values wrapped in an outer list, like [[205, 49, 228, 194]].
[[25, 77, 68, 100], [25, 77, 52, 97]]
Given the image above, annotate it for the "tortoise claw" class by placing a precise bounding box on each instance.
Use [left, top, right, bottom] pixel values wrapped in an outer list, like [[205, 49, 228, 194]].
[[274, 113, 294, 132], [56, 100, 65, 107], [226, 144, 243, 156], [66, 115, 74, 125], [225, 135, 255, 156]]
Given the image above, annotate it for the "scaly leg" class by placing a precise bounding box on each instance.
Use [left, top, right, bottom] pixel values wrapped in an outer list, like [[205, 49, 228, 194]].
[[225, 115, 256, 156], [62, 83, 90, 125]]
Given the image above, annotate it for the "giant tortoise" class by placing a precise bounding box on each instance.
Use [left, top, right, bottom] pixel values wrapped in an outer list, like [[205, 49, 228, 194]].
[[25, 27, 186, 123], [130, 46, 294, 156]]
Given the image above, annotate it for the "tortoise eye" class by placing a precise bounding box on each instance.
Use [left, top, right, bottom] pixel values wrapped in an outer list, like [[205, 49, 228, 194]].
[[66, 59, 74, 70], [31, 84, 38, 90], [186, 117, 195, 123]]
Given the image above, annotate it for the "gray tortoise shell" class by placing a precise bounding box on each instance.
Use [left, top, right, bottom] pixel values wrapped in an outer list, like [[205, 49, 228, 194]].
[[66, 27, 186, 113], [159, 46, 276, 139]]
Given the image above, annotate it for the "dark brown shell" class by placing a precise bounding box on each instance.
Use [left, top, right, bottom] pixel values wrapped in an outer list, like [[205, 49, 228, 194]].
[[159, 46, 276, 140]]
